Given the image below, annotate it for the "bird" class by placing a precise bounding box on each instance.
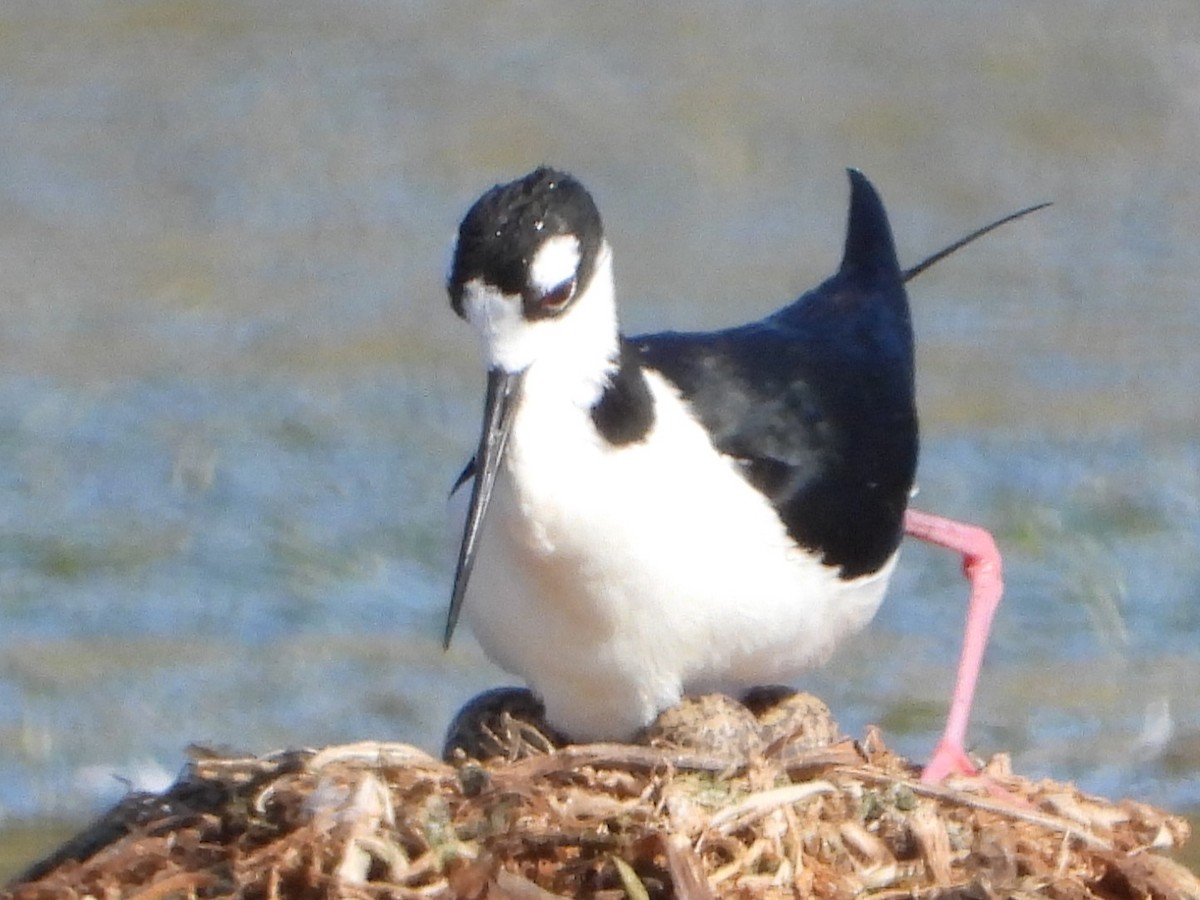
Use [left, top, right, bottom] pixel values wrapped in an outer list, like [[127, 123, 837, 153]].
[[443, 166, 1024, 783]]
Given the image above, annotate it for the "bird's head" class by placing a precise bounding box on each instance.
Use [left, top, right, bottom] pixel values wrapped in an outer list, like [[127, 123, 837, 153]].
[[447, 166, 612, 375]]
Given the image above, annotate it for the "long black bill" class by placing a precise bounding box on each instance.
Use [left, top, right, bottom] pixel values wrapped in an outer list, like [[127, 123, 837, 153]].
[[444, 367, 525, 649]]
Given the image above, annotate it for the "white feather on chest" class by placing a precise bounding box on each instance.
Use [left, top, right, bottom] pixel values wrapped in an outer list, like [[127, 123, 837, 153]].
[[461, 364, 896, 740]]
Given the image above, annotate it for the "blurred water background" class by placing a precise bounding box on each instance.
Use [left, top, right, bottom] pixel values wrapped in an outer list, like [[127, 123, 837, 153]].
[[1, 0, 1198, 873]]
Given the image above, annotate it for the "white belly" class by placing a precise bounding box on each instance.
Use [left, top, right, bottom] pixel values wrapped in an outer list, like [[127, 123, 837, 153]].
[[461, 371, 896, 741]]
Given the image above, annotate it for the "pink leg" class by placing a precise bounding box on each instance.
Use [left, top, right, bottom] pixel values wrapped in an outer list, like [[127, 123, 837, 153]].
[[903, 508, 1005, 783]]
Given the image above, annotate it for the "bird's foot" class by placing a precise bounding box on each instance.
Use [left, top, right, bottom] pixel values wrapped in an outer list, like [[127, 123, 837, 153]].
[[919, 738, 978, 784], [921, 738, 1034, 809]]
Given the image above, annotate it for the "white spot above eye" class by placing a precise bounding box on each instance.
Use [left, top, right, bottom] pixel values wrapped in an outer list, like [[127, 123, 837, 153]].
[[530, 234, 581, 294]]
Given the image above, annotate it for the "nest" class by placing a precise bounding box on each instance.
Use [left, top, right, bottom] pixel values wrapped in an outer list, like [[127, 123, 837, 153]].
[[6, 692, 1198, 899]]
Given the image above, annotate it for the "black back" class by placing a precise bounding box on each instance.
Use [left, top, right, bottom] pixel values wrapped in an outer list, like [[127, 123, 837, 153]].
[[632, 170, 917, 578]]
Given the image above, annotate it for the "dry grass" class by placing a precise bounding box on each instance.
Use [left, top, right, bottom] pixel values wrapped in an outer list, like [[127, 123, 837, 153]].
[[5, 696, 1198, 899]]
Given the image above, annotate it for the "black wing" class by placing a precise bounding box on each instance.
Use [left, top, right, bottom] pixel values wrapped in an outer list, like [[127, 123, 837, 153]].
[[632, 170, 917, 578]]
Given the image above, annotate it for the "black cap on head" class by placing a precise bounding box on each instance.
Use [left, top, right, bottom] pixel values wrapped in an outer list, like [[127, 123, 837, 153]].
[[448, 167, 604, 319]]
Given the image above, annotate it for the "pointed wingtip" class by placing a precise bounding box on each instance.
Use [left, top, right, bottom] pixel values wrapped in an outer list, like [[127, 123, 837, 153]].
[[840, 169, 901, 280]]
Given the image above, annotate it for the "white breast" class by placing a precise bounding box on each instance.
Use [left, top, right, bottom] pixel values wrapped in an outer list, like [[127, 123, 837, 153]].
[[461, 367, 897, 741]]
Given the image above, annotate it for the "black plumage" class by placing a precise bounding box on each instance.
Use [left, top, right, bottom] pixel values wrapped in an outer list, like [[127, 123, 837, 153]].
[[624, 171, 917, 577]]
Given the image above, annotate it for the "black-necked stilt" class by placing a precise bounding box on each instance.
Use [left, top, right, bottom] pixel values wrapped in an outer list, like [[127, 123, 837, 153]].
[[444, 167, 1027, 783]]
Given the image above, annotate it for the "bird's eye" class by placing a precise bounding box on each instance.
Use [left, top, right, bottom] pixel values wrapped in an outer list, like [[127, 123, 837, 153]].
[[540, 278, 575, 311]]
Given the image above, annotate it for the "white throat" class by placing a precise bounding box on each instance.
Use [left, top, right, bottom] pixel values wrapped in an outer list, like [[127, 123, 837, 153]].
[[461, 241, 619, 408]]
